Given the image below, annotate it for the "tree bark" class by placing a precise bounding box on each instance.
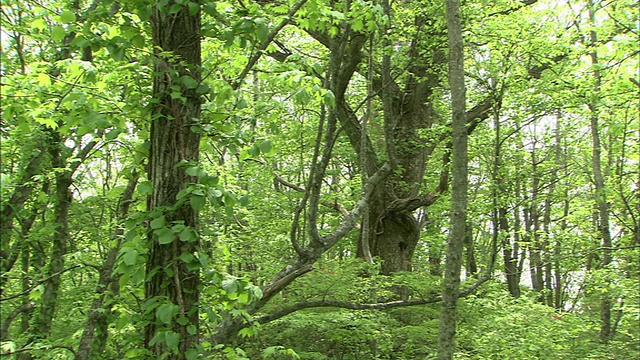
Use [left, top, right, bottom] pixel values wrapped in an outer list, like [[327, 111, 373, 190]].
[[0, 142, 45, 294], [527, 148, 544, 296], [437, 0, 467, 358], [24, 132, 73, 360], [586, 0, 613, 344], [491, 109, 520, 297], [144, 2, 202, 358]]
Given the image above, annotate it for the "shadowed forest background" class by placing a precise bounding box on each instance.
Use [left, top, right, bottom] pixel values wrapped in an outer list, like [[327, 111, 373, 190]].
[[1, 0, 638, 359]]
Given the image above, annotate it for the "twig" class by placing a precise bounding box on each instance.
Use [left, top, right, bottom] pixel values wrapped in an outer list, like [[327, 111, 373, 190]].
[[0, 265, 80, 302]]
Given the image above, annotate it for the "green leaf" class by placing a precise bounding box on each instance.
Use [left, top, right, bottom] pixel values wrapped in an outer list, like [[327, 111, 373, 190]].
[[105, 129, 122, 140], [185, 166, 199, 176], [187, 324, 197, 335], [187, 2, 199, 16], [123, 249, 138, 266], [137, 181, 153, 195], [190, 194, 206, 211], [35, 117, 58, 129], [258, 140, 272, 154], [31, 18, 47, 30], [37, 73, 51, 86], [155, 227, 174, 244], [179, 227, 198, 242], [203, 3, 217, 16], [178, 252, 195, 264], [156, 303, 178, 324], [150, 215, 166, 229], [179, 75, 199, 89], [60, 10, 76, 23], [201, 175, 218, 186], [257, 24, 269, 42], [239, 194, 249, 206], [222, 278, 238, 294], [185, 349, 199, 360], [165, 331, 180, 349], [176, 316, 189, 326], [250, 285, 263, 300], [239, 148, 251, 161], [130, 35, 145, 48], [294, 87, 310, 104], [249, 144, 260, 157], [125, 349, 143, 358], [52, 26, 66, 41], [109, 45, 125, 61], [169, 3, 182, 14], [323, 90, 336, 107], [138, 5, 152, 20], [223, 193, 236, 207], [263, 346, 283, 356], [237, 292, 250, 305]]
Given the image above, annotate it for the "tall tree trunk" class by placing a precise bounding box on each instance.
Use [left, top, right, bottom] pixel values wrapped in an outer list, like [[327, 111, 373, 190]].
[[437, 0, 467, 357], [144, 2, 202, 358], [25, 133, 73, 359], [554, 112, 568, 310], [586, 0, 613, 344], [528, 148, 544, 295], [543, 194, 554, 306], [492, 109, 520, 297], [0, 142, 45, 293]]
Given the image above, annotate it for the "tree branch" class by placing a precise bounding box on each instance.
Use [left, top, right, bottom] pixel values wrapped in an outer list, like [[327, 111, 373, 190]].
[[252, 275, 490, 325], [2, 345, 76, 357], [233, 0, 309, 89], [1, 302, 35, 341], [0, 265, 80, 302]]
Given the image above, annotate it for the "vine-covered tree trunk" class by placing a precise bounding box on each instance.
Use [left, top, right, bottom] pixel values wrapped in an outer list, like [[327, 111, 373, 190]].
[[144, 2, 202, 358], [437, 0, 467, 357]]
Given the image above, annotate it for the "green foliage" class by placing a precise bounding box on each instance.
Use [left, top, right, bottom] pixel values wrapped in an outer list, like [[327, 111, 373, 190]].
[[1, 0, 638, 359]]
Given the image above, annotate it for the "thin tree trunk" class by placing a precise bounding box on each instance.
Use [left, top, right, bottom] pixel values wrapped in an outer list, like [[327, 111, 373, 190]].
[[492, 108, 520, 297], [0, 143, 45, 292], [543, 194, 554, 306], [26, 133, 73, 358], [528, 149, 544, 295], [76, 172, 139, 360], [586, 0, 613, 344], [554, 113, 568, 310], [437, 0, 467, 357]]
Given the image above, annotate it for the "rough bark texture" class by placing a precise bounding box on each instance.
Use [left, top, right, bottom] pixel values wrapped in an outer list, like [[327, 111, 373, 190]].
[[144, 2, 202, 358], [437, 0, 466, 358]]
